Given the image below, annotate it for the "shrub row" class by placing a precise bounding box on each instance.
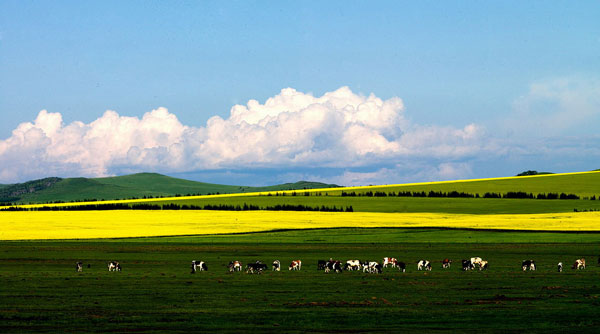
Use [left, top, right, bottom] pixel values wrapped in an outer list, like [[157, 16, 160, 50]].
[[0, 203, 353, 212], [341, 190, 582, 200]]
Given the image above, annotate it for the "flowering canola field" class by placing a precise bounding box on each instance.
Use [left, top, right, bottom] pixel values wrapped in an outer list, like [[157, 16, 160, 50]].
[[1, 210, 599, 240]]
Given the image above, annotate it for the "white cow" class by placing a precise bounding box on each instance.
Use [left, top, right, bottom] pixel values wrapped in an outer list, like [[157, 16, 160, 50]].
[[345, 260, 361, 271], [557, 262, 563, 272], [76, 262, 83, 272], [470, 257, 483, 269]]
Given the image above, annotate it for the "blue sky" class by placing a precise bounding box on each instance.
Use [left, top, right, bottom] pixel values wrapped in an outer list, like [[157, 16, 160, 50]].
[[1, 1, 599, 185]]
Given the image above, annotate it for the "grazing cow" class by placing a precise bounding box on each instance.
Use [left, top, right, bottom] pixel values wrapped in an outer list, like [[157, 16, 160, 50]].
[[522, 260, 536, 271], [479, 260, 489, 271], [364, 261, 382, 274], [317, 260, 327, 271], [470, 257, 483, 269], [442, 259, 452, 269], [228, 261, 242, 272], [76, 262, 83, 272], [383, 257, 398, 268], [191, 260, 207, 273], [558, 262, 563, 272], [289, 260, 302, 271], [325, 260, 342, 273], [417, 260, 431, 271], [396, 261, 406, 273], [272, 260, 281, 271], [572, 258, 586, 270], [345, 260, 361, 271], [462, 260, 473, 271], [246, 261, 268, 274], [108, 261, 121, 272]]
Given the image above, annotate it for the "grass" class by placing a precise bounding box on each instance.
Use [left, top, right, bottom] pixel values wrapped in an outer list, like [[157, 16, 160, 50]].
[[7, 171, 600, 215], [13, 173, 338, 204], [7, 171, 600, 207], [1, 228, 600, 333], [145, 195, 600, 214], [319, 170, 600, 197]]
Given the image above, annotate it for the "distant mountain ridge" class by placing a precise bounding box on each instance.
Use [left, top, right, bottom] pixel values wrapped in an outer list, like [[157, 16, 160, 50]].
[[0, 173, 339, 204]]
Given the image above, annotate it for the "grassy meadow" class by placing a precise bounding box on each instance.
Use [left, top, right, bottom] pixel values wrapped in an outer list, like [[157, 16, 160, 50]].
[[2, 171, 600, 332], [2, 229, 600, 333]]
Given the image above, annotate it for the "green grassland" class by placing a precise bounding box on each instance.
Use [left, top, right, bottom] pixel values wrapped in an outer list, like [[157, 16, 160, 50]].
[[146, 195, 600, 214], [2, 229, 600, 333], [316, 171, 600, 197], [113, 171, 597, 215], [6, 173, 338, 204]]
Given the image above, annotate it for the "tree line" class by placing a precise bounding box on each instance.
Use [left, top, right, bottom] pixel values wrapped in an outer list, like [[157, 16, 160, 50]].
[[341, 190, 585, 200], [0, 203, 354, 212]]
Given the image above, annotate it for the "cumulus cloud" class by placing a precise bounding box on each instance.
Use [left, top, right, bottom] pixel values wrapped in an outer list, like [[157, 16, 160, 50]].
[[0, 86, 486, 183], [505, 76, 600, 137]]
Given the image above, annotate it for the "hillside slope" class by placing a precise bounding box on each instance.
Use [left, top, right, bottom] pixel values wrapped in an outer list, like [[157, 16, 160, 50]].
[[10, 173, 339, 204], [323, 171, 600, 198], [132, 171, 600, 215]]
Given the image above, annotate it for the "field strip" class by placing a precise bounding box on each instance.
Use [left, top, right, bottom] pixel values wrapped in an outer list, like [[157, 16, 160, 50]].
[[3, 170, 599, 209], [1, 210, 600, 240]]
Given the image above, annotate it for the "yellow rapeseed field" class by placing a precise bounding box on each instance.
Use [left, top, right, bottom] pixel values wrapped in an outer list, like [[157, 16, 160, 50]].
[[1, 210, 599, 240]]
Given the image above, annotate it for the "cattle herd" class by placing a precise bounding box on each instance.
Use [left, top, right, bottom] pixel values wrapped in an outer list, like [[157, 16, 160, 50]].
[[73, 257, 594, 274]]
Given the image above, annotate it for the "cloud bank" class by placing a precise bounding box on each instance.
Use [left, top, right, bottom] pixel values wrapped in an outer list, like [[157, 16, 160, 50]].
[[0, 87, 488, 184]]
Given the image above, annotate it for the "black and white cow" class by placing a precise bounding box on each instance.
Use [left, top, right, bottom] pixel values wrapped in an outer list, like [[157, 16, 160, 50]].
[[396, 261, 406, 273], [345, 260, 361, 271], [364, 261, 382, 274], [522, 260, 536, 271], [228, 260, 242, 272], [325, 260, 343, 273], [557, 262, 563, 272], [317, 260, 327, 271], [442, 259, 452, 269], [191, 260, 208, 273], [108, 261, 121, 272], [462, 259, 473, 271], [272, 260, 281, 271], [246, 261, 268, 274], [289, 260, 302, 271], [76, 262, 83, 272], [417, 260, 431, 271]]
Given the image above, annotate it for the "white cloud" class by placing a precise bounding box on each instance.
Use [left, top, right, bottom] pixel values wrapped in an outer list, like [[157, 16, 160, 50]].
[[0, 86, 486, 183], [505, 76, 600, 137]]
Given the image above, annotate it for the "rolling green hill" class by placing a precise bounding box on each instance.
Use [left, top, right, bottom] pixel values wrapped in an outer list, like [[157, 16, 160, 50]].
[[320, 171, 600, 198], [136, 171, 600, 215], [5, 173, 339, 204]]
